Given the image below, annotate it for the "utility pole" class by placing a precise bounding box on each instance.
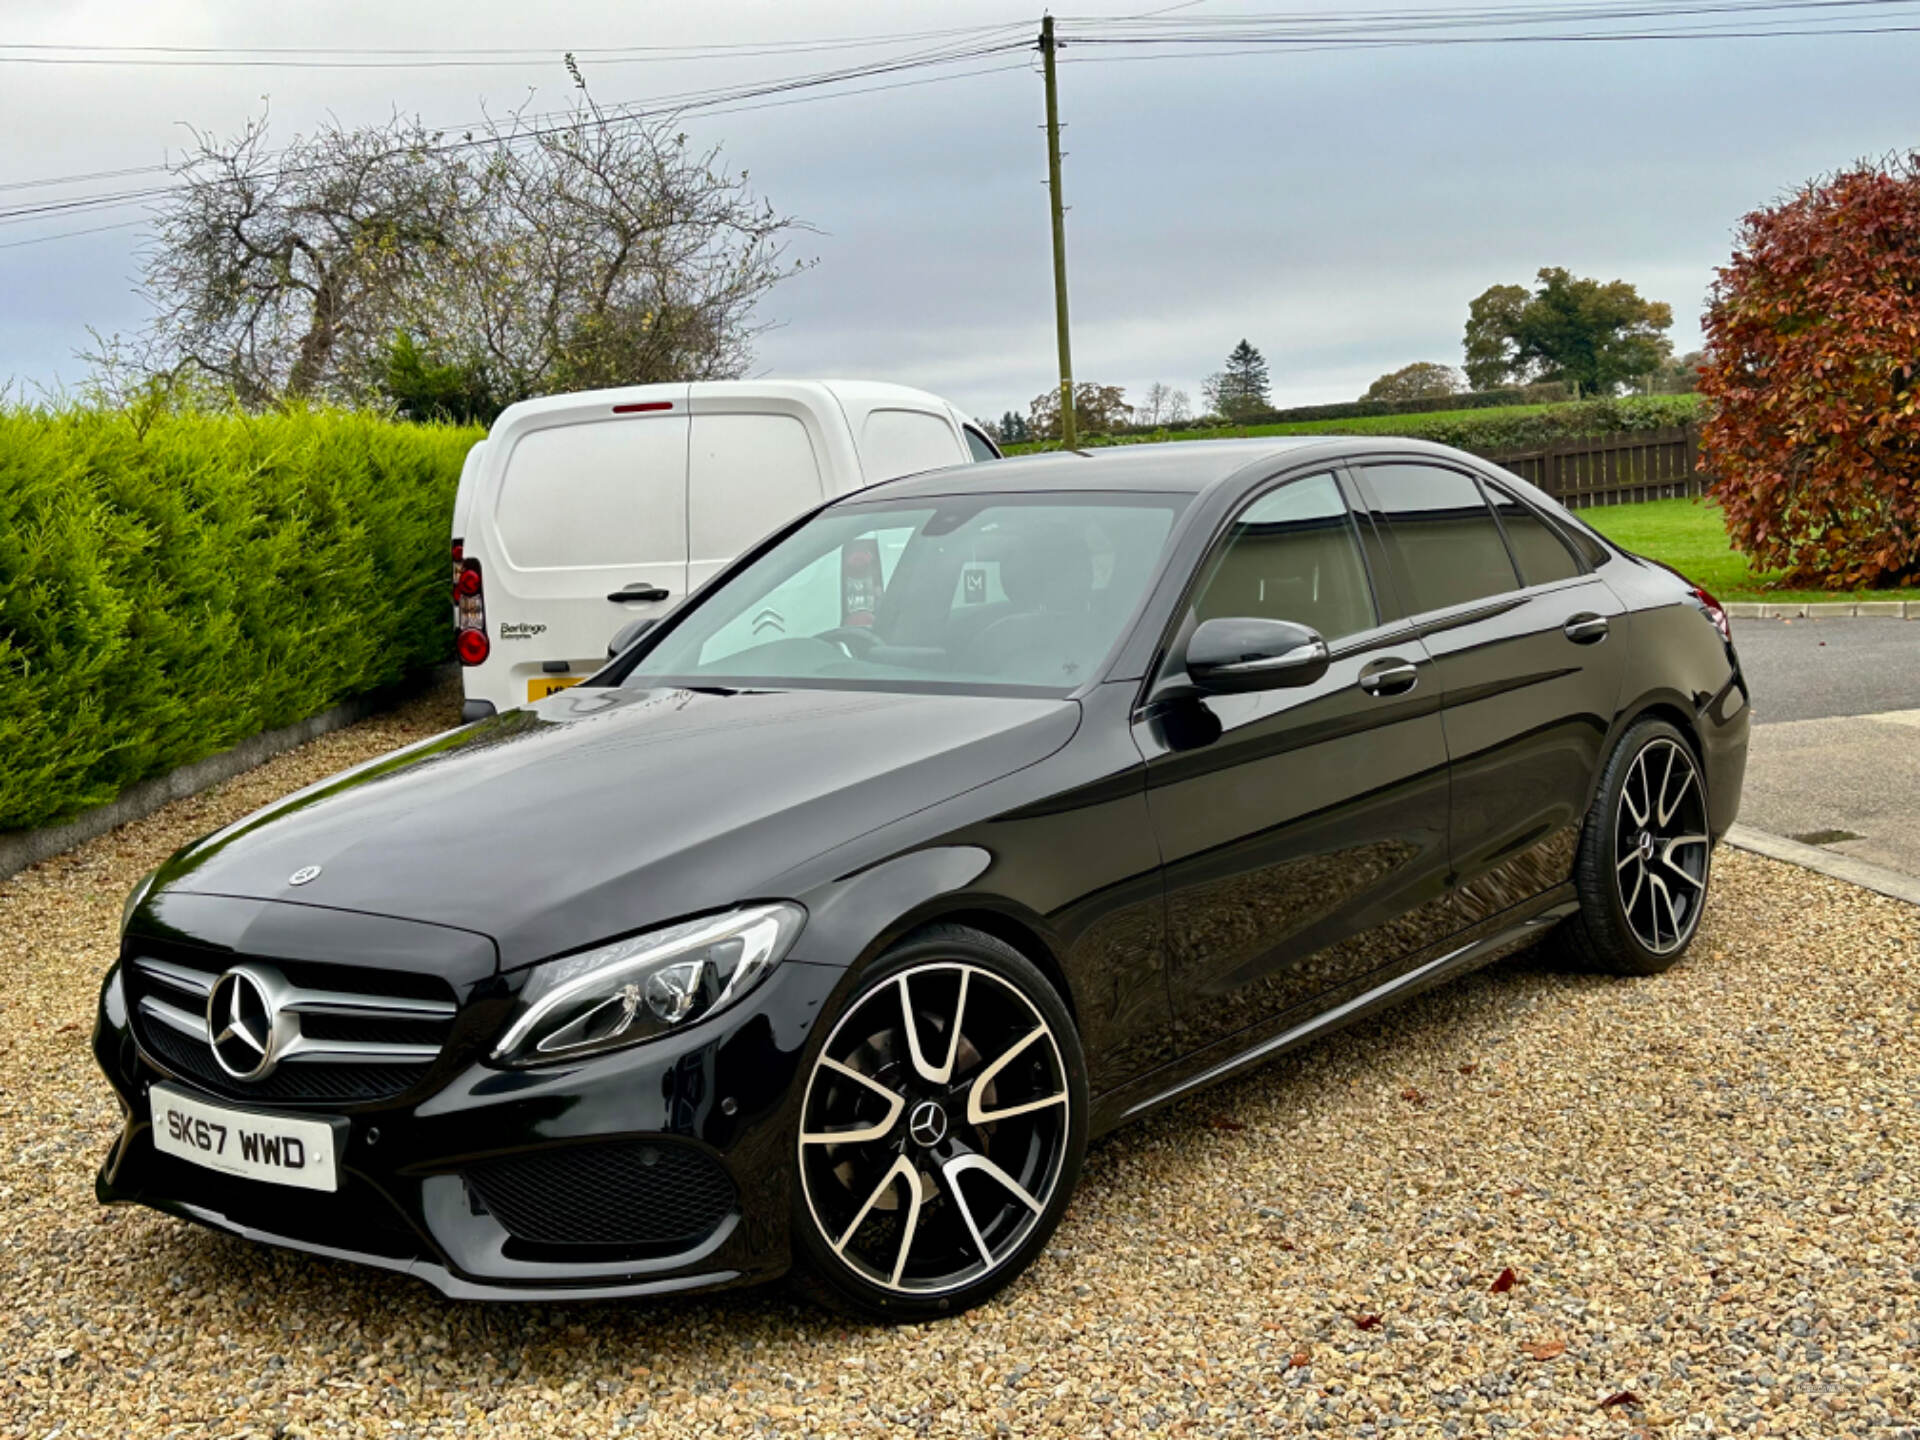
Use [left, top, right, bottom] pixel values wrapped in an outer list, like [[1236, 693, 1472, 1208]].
[[1039, 14, 1076, 450]]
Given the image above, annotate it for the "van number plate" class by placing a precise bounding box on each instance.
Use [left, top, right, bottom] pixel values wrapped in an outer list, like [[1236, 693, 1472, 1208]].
[[150, 1084, 340, 1192], [528, 676, 584, 701]]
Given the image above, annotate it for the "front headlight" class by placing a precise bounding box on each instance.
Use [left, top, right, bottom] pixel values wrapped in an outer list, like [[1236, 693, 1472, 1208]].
[[121, 868, 159, 937], [493, 902, 806, 1066]]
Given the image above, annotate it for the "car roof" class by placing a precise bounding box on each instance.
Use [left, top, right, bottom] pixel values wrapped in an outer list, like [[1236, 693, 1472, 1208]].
[[854, 435, 1484, 500]]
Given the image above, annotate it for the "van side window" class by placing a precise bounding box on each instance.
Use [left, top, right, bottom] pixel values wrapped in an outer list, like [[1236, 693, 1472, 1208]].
[[690, 414, 825, 563], [495, 418, 687, 569], [962, 426, 1001, 463], [861, 410, 967, 482], [1191, 474, 1376, 642], [1360, 464, 1521, 614], [1482, 482, 1584, 587]]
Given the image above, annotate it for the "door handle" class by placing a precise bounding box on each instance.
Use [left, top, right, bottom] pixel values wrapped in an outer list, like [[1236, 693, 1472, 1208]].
[[1358, 658, 1419, 697], [1563, 613, 1610, 644], [608, 583, 670, 604]]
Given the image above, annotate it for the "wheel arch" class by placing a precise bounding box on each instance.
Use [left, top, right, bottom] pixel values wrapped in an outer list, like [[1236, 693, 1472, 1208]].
[[1590, 692, 1707, 813], [891, 906, 1080, 1029]]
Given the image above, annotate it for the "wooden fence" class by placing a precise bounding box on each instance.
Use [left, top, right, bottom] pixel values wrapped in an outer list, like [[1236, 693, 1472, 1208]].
[[1486, 424, 1705, 509]]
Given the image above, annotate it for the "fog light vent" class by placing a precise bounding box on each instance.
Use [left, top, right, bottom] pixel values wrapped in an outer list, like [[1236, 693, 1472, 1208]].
[[463, 1140, 735, 1250]]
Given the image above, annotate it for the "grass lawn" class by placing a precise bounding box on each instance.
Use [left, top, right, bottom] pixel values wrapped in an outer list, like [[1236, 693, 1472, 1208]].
[[1172, 402, 1570, 440], [1578, 497, 1867, 604]]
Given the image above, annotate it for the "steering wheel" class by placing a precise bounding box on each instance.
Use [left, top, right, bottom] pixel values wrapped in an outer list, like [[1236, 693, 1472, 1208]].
[[817, 626, 881, 660]]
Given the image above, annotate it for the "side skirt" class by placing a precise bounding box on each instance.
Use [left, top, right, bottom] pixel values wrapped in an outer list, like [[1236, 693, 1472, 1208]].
[[1090, 890, 1577, 1136]]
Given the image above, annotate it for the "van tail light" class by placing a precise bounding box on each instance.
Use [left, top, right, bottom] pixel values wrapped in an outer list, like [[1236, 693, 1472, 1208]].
[[456, 627, 491, 665], [1690, 583, 1732, 645], [454, 555, 490, 665]]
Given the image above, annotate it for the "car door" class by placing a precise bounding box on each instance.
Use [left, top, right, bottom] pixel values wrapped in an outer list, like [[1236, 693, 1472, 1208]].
[[1350, 462, 1627, 924], [1133, 470, 1457, 1053]]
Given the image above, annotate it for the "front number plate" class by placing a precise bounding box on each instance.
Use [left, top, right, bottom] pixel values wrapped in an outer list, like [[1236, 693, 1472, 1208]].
[[149, 1084, 340, 1192]]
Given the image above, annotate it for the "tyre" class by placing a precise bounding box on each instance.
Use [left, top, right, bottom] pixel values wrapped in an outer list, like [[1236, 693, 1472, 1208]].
[[790, 924, 1087, 1322], [1558, 717, 1713, 975]]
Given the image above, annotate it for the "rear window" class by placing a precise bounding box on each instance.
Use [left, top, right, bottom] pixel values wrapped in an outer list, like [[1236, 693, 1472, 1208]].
[[493, 418, 688, 570], [860, 410, 966, 482], [1484, 483, 1583, 587], [1361, 463, 1520, 615]]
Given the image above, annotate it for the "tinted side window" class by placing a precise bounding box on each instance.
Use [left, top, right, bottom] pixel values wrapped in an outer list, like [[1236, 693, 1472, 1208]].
[[1192, 473, 1376, 642], [962, 427, 1000, 463], [1362, 464, 1519, 614], [1483, 484, 1583, 586]]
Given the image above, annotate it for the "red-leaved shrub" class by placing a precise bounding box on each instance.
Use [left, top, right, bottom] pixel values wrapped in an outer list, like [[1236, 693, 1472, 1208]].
[[1700, 155, 1920, 589]]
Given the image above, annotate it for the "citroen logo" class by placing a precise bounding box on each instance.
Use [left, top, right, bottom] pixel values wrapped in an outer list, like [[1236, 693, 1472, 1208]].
[[206, 967, 283, 1080], [288, 865, 322, 887], [907, 1100, 949, 1148]]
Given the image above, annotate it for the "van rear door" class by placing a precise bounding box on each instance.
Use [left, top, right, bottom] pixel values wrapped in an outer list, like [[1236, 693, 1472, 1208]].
[[686, 393, 838, 595], [482, 396, 690, 704]]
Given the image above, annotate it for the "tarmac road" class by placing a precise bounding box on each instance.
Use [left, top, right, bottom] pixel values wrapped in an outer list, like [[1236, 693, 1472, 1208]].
[[1729, 615, 1920, 879]]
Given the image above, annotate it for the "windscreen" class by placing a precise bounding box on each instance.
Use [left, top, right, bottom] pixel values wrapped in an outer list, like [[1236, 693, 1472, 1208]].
[[625, 493, 1186, 695]]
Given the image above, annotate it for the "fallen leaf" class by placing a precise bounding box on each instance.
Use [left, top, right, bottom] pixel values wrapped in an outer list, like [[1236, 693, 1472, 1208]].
[[1457, 1063, 1477, 1076], [1599, 1390, 1642, 1410], [1505, 1186, 1527, 1198], [1490, 1267, 1518, 1294], [1352, 1314, 1382, 1331], [1288, 1352, 1311, 1368], [1400, 1087, 1425, 1105], [1207, 1115, 1245, 1132], [1522, 1340, 1566, 1361]]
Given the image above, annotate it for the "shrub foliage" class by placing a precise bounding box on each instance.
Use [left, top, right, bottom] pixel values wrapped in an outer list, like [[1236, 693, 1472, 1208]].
[[1700, 155, 1920, 590], [1006, 395, 1699, 457], [0, 406, 476, 832]]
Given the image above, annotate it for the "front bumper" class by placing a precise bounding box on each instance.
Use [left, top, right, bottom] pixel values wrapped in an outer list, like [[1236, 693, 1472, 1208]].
[[94, 957, 847, 1300]]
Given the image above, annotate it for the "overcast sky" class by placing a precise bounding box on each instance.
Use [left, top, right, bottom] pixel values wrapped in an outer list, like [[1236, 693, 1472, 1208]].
[[0, 1, 1906, 418]]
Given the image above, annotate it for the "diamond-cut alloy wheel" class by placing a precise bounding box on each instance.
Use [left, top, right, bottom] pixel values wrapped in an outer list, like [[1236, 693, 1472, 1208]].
[[1558, 717, 1715, 976], [794, 936, 1084, 1317], [1613, 736, 1709, 956]]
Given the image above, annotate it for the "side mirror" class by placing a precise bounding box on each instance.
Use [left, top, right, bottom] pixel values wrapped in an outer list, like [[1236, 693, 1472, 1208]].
[[1185, 617, 1329, 693], [608, 617, 658, 658]]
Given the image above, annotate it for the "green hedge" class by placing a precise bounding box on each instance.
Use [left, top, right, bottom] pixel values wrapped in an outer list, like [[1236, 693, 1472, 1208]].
[[0, 406, 480, 833], [1007, 394, 1703, 457]]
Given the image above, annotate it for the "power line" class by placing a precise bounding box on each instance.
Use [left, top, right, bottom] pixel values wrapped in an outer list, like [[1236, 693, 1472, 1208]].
[[0, 38, 1030, 227], [0, 46, 1036, 243], [0, 21, 1030, 68]]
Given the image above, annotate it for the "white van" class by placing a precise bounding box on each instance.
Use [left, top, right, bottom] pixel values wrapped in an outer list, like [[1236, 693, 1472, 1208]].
[[452, 380, 1001, 719]]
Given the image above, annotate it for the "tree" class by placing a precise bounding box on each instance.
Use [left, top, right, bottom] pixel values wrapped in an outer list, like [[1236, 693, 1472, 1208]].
[[1165, 387, 1192, 423], [1364, 362, 1466, 404], [126, 102, 808, 408], [1462, 284, 1530, 390], [1463, 269, 1673, 396], [381, 331, 501, 424], [1203, 340, 1271, 421], [1028, 382, 1130, 442], [1647, 350, 1704, 395], [1137, 381, 1175, 427], [996, 410, 1030, 444], [1699, 154, 1920, 590]]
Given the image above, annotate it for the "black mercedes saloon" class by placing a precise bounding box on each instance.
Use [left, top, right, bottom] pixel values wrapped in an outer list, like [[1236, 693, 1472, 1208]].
[[94, 437, 1749, 1320]]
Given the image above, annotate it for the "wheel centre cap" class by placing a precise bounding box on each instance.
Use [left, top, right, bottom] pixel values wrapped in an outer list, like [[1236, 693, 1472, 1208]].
[[1637, 830, 1658, 860], [907, 1100, 949, 1148]]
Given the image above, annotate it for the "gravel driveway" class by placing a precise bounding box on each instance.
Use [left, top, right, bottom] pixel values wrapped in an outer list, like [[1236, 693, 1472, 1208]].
[[4, 680, 1917, 1438]]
